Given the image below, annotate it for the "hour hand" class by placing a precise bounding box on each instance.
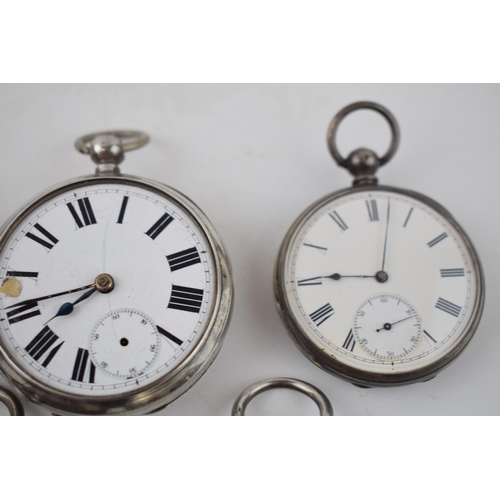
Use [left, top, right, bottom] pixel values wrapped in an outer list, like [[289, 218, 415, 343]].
[[44, 287, 97, 325], [297, 274, 376, 286], [324, 273, 376, 280]]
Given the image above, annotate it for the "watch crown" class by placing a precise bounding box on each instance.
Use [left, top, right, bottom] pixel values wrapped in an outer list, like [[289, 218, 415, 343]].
[[74, 130, 150, 176], [345, 148, 380, 186], [90, 135, 125, 174]]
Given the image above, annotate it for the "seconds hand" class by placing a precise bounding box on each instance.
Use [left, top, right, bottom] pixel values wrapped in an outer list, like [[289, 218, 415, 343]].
[[376, 315, 415, 332]]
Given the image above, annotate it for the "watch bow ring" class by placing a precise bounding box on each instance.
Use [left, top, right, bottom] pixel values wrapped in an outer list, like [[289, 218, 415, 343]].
[[231, 377, 334, 416]]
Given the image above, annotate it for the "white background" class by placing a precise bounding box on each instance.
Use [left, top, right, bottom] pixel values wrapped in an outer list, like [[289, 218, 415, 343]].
[[0, 83, 498, 415]]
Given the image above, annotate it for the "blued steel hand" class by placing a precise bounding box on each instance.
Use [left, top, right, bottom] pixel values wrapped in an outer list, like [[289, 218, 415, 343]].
[[326, 273, 376, 280], [4, 283, 95, 310], [376, 315, 415, 332], [44, 287, 97, 325], [381, 199, 391, 272]]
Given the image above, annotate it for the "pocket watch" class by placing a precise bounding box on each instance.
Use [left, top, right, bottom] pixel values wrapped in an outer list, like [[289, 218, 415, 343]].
[[274, 102, 485, 387], [0, 130, 233, 415]]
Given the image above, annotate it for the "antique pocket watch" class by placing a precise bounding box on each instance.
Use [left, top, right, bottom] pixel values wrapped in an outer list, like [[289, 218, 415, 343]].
[[275, 102, 484, 387], [0, 131, 233, 415]]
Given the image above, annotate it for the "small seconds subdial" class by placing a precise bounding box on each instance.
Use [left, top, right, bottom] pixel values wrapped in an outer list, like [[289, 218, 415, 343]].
[[353, 294, 422, 360], [90, 309, 161, 379]]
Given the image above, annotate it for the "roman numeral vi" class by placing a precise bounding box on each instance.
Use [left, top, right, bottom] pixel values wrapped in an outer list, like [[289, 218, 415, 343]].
[[342, 329, 356, 351], [72, 348, 96, 383]]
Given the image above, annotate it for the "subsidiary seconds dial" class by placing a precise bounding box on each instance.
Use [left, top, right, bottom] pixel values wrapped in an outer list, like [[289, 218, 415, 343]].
[[90, 309, 161, 379], [353, 294, 422, 360]]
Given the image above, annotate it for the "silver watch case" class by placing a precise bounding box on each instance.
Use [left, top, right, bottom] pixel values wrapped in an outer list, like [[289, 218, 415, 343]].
[[0, 173, 233, 415], [274, 184, 485, 387]]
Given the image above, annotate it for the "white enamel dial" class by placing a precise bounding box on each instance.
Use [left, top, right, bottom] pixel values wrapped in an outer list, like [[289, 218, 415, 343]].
[[0, 182, 216, 397], [281, 188, 480, 379]]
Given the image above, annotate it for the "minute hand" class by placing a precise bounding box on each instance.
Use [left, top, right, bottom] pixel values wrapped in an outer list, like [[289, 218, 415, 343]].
[[381, 199, 391, 272], [4, 283, 95, 309]]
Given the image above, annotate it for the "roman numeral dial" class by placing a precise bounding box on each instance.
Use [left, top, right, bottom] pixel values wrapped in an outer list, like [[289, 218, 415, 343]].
[[0, 184, 220, 398], [287, 189, 478, 378]]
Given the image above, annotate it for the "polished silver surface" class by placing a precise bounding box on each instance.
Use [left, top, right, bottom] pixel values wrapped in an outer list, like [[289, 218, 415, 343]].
[[76, 130, 150, 175], [0, 132, 233, 415], [0, 387, 24, 416], [75, 130, 150, 155], [327, 102, 400, 185], [231, 377, 333, 416]]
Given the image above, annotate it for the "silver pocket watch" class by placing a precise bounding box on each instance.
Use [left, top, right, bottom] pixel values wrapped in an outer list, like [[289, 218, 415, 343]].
[[0, 131, 233, 415], [275, 102, 485, 387]]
